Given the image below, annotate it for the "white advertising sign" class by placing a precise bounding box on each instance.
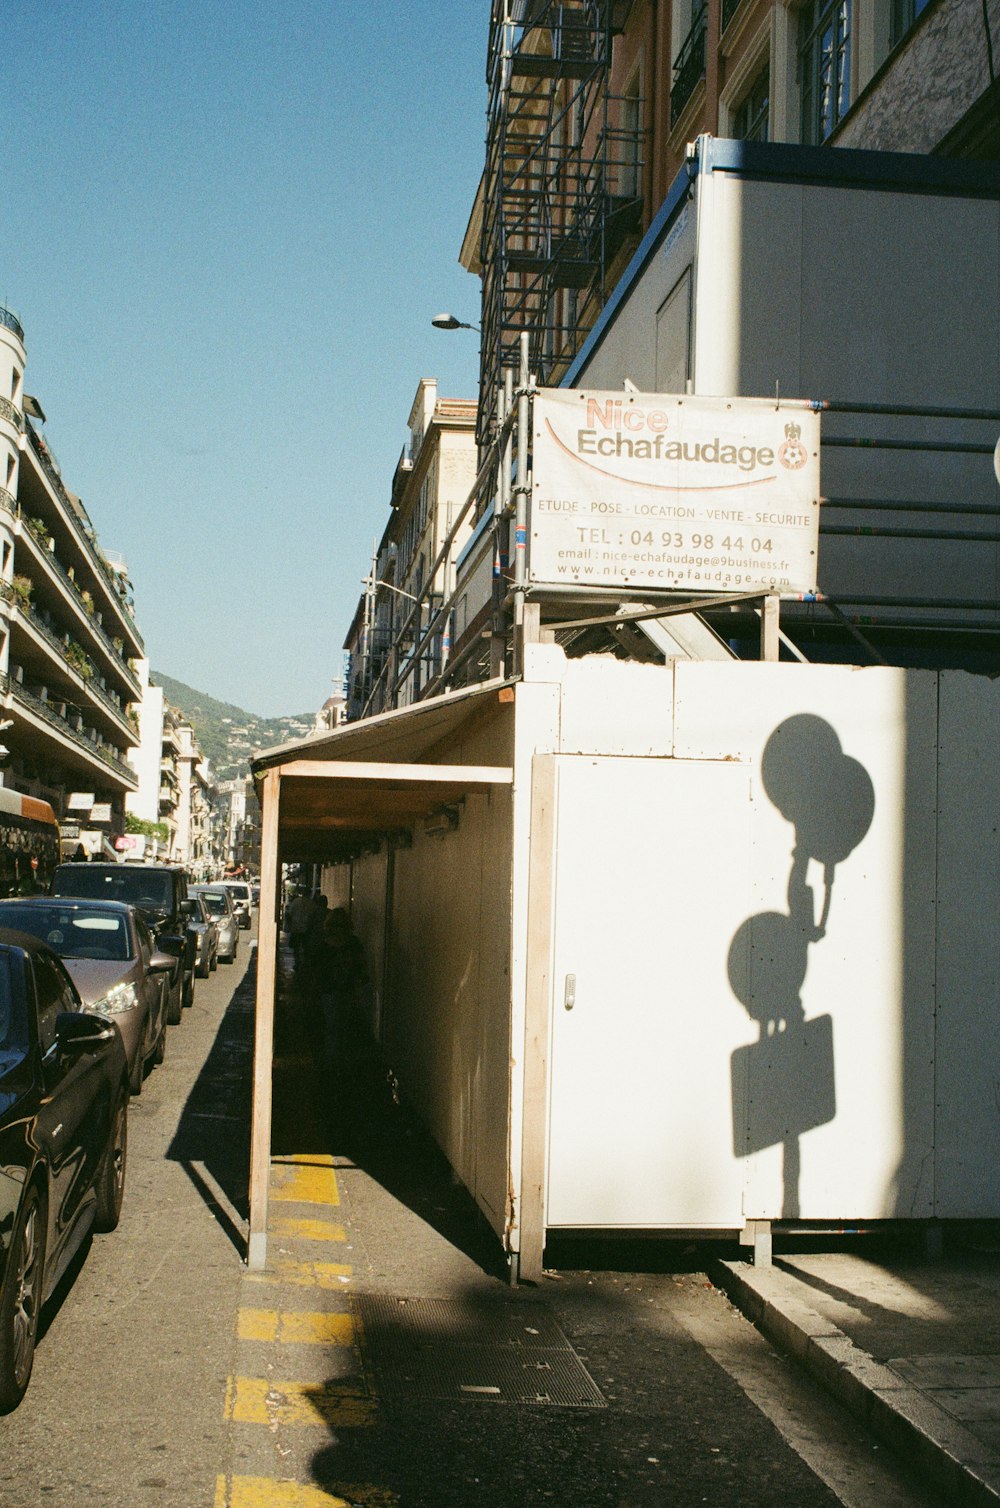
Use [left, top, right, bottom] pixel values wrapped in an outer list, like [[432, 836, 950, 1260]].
[[530, 390, 821, 596]]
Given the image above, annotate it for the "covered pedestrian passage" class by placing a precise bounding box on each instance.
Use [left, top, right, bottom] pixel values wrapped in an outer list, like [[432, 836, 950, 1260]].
[[248, 681, 516, 1270]]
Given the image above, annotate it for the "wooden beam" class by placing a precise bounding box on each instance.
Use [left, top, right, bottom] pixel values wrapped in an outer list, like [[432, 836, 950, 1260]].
[[247, 766, 280, 1270], [518, 753, 557, 1283], [274, 759, 513, 786]]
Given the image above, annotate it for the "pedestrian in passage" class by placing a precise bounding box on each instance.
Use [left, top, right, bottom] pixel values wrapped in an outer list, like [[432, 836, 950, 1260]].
[[314, 908, 367, 1065], [284, 887, 315, 973]]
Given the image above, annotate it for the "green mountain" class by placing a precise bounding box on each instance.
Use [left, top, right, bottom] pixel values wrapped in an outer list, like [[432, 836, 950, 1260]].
[[152, 672, 314, 782]]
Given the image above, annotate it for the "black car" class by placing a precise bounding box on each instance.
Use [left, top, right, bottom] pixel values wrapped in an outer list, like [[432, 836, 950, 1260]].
[[0, 930, 129, 1412], [50, 863, 197, 1024]]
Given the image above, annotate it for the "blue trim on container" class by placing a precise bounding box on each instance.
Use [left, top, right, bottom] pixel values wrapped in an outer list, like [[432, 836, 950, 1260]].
[[561, 136, 1000, 392]]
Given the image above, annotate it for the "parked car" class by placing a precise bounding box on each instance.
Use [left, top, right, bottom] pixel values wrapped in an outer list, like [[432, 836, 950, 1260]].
[[220, 880, 252, 930], [0, 897, 173, 1097], [189, 892, 219, 977], [0, 929, 129, 1412], [50, 863, 197, 1023], [190, 885, 239, 963]]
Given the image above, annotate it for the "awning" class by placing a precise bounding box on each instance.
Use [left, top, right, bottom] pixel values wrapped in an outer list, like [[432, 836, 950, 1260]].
[[246, 680, 516, 1267]]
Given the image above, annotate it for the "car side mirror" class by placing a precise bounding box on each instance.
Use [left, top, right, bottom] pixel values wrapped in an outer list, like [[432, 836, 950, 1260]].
[[180, 898, 196, 917], [156, 934, 185, 959], [56, 1011, 115, 1051], [148, 950, 176, 974]]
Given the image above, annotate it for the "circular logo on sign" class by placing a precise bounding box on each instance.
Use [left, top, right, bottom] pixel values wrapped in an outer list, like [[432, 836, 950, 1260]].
[[778, 421, 808, 471]]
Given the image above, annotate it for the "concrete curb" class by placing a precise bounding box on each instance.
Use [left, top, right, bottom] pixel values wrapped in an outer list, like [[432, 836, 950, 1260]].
[[713, 1259, 1000, 1507]]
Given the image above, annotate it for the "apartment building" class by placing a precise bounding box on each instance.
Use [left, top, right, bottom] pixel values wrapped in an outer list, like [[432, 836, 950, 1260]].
[[466, 0, 999, 416], [0, 307, 143, 846], [344, 379, 478, 717]]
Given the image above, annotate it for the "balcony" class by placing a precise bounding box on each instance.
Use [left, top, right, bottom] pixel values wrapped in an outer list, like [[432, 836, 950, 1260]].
[[671, 4, 707, 123], [0, 671, 137, 787], [23, 426, 144, 652], [17, 520, 141, 698], [12, 600, 133, 740], [0, 396, 23, 433], [0, 306, 25, 343]]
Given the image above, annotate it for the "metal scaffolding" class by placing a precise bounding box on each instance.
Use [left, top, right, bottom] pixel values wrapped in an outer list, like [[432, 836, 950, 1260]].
[[479, 0, 642, 444]]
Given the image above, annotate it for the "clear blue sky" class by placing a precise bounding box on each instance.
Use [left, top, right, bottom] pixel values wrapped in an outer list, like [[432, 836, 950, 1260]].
[[4, 1, 486, 716]]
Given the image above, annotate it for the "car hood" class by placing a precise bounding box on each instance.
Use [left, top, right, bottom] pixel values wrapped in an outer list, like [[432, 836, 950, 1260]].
[[63, 959, 136, 1005]]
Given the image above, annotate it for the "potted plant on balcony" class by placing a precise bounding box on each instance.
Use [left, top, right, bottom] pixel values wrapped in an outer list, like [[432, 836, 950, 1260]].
[[11, 575, 32, 609], [65, 641, 94, 680], [80, 589, 95, 617]]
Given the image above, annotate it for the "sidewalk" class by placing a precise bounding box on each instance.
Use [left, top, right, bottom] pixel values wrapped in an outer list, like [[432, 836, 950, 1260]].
[[715, 1238, 1000, 1506]]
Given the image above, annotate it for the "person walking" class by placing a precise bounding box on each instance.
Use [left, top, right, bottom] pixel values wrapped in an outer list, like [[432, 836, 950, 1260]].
[[284, 887, 315, 973], [313, 908, 367, 1065]]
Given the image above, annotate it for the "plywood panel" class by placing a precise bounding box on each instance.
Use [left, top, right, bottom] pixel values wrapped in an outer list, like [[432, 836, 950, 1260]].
[[935, 671, 1000, 1217]]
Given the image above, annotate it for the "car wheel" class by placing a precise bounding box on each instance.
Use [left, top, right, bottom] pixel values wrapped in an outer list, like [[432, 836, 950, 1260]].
[[0, 1185, 46, 1413], [166, 977, 182, 1025], [94, 1091, 128, 1233], [152, 1020, 166, 1067], [183, 972, 194, 1008], [196, 955, 209, 979], [209, 949, 218, 972]]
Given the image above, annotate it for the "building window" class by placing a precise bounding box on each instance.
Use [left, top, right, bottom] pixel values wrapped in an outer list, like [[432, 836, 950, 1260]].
[[732, 64, 770, 140], [671, 0, 708, 123], [891, 0, 931, 45], [799, 0, 851, 144]]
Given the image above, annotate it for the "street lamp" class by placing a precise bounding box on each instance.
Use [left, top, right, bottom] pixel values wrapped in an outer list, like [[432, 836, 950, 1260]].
[[431, 312, 480, 333]]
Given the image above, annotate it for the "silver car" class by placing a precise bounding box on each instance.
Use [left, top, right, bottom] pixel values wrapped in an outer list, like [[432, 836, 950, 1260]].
[[189, 892, 219, 977], [190, 885, 239, 963], [0, 896, 173, 1096], [220, 880, 252, 930]]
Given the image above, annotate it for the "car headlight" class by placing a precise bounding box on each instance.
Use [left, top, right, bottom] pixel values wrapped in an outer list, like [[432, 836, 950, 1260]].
[[93, 981, 140, 1015]]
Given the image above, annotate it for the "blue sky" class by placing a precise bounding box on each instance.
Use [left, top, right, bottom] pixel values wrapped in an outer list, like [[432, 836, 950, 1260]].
[[4, 1, 486, 716]]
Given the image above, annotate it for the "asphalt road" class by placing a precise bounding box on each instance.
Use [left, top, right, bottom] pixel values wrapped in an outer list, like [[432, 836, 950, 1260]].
[[0, 933, 943, 1507]]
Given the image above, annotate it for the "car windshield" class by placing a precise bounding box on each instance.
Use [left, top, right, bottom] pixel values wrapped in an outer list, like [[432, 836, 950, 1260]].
[[196, 892, 228, 918], [53, 867, 173, 916], [0, 904, 131, 962], [0, 953, 26, 1075]]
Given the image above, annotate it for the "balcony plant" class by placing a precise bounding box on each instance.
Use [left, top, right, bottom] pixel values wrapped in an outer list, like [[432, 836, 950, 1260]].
[[80, 589, 95, 617], [27, 516, 51, 549], [65, 641, 95, 680], [11, 575, 32, 609]]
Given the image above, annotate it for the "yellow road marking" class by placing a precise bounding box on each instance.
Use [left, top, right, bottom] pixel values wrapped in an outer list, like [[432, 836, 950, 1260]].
[[244, 1259, 352, 1290], [225, 1375, 375, 1428], [215, 1476, 397, 1507], [269, 1216, 347, 1242], [271, 1153, 337, 1166], [270, 1163, 340, 1206], [238, 1308, 357, 1346]]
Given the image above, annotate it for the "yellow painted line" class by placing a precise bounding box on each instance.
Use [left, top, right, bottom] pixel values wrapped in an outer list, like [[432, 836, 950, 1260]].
[[270, 1163, 340, 1206], [238, 1308, 357, 1347], [269, 1216, 347, 1243], [215, 1477, 397, 1508], [225, 1375, 375, 1428], [272, 1153, 337, 1166], [244, 1259, 352, 1290]]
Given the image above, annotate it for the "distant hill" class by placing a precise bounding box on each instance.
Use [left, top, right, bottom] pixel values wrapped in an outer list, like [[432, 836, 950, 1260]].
[[152, 672, 315, 782]]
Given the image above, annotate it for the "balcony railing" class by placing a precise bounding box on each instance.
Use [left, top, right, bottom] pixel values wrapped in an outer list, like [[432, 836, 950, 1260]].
[[0, 671, 137, 786], [24, 425, 144, 651], [0, 487, 16, 519], [19, 523, 141, 697], [0, 306, 25, 343], [0, 396, 23, 433], [671, 4, 707, 122]]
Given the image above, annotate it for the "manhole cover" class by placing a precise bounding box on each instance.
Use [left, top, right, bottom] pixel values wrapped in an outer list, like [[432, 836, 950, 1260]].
[[351, 1296, 605, 1408]]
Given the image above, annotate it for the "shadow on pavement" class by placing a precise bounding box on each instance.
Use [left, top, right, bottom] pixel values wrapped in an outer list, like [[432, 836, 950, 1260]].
[[272, 957, 506, 1281], [165, 950, 256, 1255]]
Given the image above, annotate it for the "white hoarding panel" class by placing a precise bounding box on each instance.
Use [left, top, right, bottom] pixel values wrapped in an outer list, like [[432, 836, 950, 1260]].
[[531, 389, 820, 596]]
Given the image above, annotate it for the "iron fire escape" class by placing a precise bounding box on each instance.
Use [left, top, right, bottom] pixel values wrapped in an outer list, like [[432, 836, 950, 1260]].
[[480, 0, 642, 443]]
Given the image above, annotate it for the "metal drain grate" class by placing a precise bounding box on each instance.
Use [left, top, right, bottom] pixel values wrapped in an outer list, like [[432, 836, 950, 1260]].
[[351, 1296, 606, 1408]]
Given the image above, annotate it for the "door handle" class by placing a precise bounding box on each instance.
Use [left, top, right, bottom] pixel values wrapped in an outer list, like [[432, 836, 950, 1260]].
[[564, 974, 576, 1011]]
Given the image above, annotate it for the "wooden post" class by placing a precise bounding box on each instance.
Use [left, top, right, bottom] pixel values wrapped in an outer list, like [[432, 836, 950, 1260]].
[[518, 753, 557, 1283], [247, 767, 280, 1270], [760, 593, 780, 661]]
